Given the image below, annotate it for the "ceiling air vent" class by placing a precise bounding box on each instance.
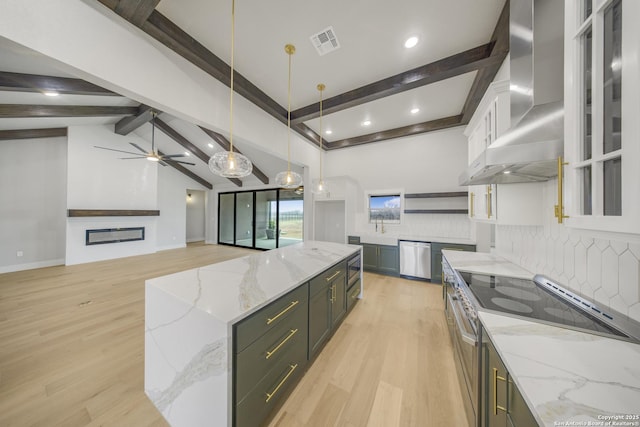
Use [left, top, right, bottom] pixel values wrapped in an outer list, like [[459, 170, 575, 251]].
[[310, 26, 340, 56]]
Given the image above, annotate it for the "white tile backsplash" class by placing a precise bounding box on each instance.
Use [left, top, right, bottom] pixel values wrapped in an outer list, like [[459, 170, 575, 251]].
[[495, 180, 640, 323]]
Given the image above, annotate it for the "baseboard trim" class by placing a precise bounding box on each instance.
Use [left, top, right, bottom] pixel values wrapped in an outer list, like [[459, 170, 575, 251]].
[[156, 243, 187, 252], [0, 258, 65, 274]]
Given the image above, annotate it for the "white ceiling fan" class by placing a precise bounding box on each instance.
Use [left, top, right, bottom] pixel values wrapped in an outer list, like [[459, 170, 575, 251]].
[[95, 112, 195, 166]]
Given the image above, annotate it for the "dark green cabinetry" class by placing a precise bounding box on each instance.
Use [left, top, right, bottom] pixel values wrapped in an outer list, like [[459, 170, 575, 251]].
[[362, 243, 399, 275], [482, 334, 539, 427], [232, 253, 361, 426], [309, 261, 347, 359], [233, 284, 309, 427], [431, 243, 476, 284]]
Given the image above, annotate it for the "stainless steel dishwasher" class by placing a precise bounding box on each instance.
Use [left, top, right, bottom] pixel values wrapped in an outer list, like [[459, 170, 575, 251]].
[[399, 240, 431, 280]]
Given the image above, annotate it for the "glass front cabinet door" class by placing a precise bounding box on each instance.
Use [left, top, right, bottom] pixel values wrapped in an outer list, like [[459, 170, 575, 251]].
[[563, 0, 640, 234]]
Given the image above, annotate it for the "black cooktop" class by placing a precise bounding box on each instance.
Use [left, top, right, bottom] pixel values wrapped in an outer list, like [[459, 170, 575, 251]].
[[459, 272, 627, 338]]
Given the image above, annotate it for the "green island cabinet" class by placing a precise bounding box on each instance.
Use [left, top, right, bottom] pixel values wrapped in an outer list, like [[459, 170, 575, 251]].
[[482, 333, 539, 427], [431, 242, 476, 284], [232, 252, 361, 426], [362, 243, 399, 275], [308, 260, 347, 358]]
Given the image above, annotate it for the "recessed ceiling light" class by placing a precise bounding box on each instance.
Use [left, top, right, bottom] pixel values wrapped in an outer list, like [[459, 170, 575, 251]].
[[503, 170, 511, 174], [185, 152, 190, 156], [325, 130, 333, 135], [404, 36, 419, 49], [208, 143, 214, 148], [362, 120, 371, 127], [43, 91, 59, 97], [411, 108, 420, 114]]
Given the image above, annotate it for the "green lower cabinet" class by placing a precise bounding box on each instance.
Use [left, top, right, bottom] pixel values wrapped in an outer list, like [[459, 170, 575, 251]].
[[308, 262, 347, 359], [431, 243, 476, 284], [361, 243, 399, 275], [483, 334, 539, 427]]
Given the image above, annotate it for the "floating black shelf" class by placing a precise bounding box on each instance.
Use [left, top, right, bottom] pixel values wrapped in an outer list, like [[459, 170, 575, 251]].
[[404, 191, 468, 199], [404, 209, 469, 214]]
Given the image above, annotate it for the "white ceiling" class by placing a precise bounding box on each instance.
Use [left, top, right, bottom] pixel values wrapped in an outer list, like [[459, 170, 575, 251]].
[[0, 0, 507, 187]]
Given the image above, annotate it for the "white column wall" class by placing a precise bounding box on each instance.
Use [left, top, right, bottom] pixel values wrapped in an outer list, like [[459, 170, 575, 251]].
[[65, 125, 159, 265]]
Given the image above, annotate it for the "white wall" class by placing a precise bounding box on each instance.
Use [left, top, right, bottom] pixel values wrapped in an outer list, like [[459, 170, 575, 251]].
[[0, 137, 67, 273], [324, 127, 473, 240], [65, 125, 158, 265], [156, 165, 207, 251], [495, 179, 640, 323]]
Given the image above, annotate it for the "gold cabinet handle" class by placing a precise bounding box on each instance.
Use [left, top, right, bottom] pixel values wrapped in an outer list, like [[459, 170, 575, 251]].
[[266, 300, 299, 325], [265, 329, 298, 359], [470, 192, 475, 217], [486, 185, 492, 219], [265, 364, 298, 403], [329, 284, 336, 303], [493, 368, 507, 414], [325, 270, 341, 282], [554, 156, 569, 223]]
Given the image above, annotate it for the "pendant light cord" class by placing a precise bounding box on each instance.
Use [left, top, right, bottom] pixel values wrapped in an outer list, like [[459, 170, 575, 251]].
[[151, 111, 156, 152], [319, 86, 323, 182], [229, 0, 235, 154], [287, 47, 292, 174]]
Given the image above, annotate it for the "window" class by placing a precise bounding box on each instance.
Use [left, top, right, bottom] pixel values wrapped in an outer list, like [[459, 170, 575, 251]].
[[565, 0, 640, 233], [368, 194, 401, 224]]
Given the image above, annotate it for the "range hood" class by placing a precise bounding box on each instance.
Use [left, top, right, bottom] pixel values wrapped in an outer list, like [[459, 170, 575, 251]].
[[460, 0, 564, 186]]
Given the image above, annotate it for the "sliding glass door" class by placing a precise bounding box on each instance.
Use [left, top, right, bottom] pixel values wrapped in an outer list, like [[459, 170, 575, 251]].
[[255, 190, 278, 250], [218, 188, 303, 250]]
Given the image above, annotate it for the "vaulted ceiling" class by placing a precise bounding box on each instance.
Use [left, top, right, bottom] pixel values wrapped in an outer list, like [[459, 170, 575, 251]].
[[0, 0, 509, 188]]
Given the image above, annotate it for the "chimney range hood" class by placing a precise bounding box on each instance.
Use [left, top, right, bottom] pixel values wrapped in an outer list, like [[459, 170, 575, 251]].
[[459, 0, 564, 186]]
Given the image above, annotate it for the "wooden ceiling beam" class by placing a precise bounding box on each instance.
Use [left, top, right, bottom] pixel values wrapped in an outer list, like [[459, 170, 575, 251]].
[[290, 42, 496, 124], [0, 104, 138, 118], [114, 105, 154, 135], [325, 115, 463, 150], [198, 126, 269, 185], [460, 0, 510, 125], [158, 150, 213, 190], [154, 117, 242, 187], [0, 127, 68, 141], [114, 0, 161, 26], [0, 71, 117, 96]]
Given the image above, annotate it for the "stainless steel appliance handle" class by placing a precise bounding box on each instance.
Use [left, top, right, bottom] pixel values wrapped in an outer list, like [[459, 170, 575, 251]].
[[447, 294, 477, 345]]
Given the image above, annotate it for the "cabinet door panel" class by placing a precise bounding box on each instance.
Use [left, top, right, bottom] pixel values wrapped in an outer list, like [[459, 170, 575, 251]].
[[308, 286, 331, 358], [378, 245, 398, 273], [331, 273, 347, 326], [362, 244, 378, 270]]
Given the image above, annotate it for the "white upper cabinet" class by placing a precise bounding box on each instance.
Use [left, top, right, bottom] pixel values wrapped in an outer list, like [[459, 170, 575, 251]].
[[563, 0, 640, 234], [465, 80, 543, 225]]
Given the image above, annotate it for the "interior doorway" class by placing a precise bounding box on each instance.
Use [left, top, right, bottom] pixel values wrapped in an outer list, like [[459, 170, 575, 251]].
[[186, 190, 205, 243]]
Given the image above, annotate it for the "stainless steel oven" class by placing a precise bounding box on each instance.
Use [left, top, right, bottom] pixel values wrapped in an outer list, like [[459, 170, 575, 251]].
[[443, 258, 480, 427]]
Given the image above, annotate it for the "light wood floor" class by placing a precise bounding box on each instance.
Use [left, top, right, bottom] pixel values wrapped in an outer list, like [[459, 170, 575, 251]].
[[0, 244, 466, 427]]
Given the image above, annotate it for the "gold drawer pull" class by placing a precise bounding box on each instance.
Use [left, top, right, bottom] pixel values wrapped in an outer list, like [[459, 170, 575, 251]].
[[326, 270, 341, 282], [265, 363, 298, 403], [265, 329, 298, 360], [493, 368, 507, 414], [266, 300, 299, 325]]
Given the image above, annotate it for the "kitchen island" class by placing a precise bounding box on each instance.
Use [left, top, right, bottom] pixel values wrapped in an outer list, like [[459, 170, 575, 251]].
[[442, 250, 640, 427], [144, 241, 362, 427]]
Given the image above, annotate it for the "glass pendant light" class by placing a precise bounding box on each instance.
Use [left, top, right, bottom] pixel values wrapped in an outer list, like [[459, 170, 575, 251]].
[[209, 0, 253, 178], [275, 44, 303, 188], [312, 83, 329, 195]]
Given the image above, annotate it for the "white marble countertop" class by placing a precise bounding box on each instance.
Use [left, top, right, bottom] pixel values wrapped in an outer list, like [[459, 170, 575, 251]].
[[441, 249, 533, 279], [354, 233, 476, 246], [147, 240, 361, 325], [441, 250, 640, 426], [145, 241, 361, 427], [480, 311, 640, 427]]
